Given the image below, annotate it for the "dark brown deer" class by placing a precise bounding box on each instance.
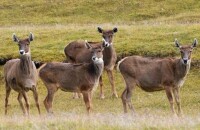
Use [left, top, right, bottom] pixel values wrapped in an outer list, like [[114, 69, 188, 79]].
[[64, 27, 118, 99], [39, 42, 104, 114], [4, 33, 40, 115], [117, 39, 197, 116]]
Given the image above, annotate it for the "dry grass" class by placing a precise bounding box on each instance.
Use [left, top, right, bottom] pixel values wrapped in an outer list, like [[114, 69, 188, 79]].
[[0, 113, 200, 130], [0, 67, 200, 129]]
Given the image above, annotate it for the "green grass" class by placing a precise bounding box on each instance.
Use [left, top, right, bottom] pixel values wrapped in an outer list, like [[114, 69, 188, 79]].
[[1, 0, 200, 25], [1, 0, 200, 62], [1, 0, 200, 129], [1, 24, 200, 62]]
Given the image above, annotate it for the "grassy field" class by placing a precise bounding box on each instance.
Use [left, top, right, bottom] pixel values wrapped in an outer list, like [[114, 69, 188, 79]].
[[1, 24, 200, 62], [0, 0, 200, 129], [0, 67, 200, 129]]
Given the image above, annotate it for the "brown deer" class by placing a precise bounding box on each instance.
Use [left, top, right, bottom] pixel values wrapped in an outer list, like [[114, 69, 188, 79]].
[[39, 42, 104, 114], [117, 39, 198, 116], [64, 27, 118, 99], [4, 33, 40, 115]]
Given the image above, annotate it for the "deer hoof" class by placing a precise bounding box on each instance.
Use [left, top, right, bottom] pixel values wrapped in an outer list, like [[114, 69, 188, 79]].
[[112, 93, 118, 98], [72, 93, 81, 99], [100, 94, 105, 99], [47, 112, 54, 116], [177, 112, 184, 118]]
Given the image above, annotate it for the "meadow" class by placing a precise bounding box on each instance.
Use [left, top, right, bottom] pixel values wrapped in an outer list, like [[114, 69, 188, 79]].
[[0, 0, 200, 129]]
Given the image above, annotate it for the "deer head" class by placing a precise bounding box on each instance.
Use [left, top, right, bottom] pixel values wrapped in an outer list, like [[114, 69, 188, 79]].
[[85, 41, 104, 64], [97, 27, 118, 47], [12, 32, 34, 56], [175, 38, 198, 65]]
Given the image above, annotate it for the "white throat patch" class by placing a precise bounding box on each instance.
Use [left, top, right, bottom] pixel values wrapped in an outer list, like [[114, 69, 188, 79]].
[[102, 38, 112, 47], [94, 57, 103, 64], [181, 59, 191, 65]]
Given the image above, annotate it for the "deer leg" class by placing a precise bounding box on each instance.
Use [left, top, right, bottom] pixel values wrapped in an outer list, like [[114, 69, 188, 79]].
[[99, 75, 105, 99], [173, 88, 182, 116], [126, 85, 135, 113], [82, 91, 92, 115], [73, 93, 78, 99], [32, 86, 41, 115], [22, 91, 29, 116], [89, 91, 92, 112], [73, 92, 82, 99], [17, 93, 27, 115], [5, 86, 11, 115], [107, 70, 118, 98], [121, 77, 135, 113], [78, 93, 82, 98], [121, 89, 128, 113], [165, 86, 176, 115], [44, 85, 57, 114]]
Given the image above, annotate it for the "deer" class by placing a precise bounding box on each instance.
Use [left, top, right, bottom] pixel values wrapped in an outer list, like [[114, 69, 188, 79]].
[[39, 41, 104, 114], [4, 33, 41, 115], [117, 39, 198, 116], [64, 27, 118, 99]]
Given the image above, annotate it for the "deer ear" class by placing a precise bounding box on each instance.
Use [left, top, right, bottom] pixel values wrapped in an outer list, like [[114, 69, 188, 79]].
[[85, 40, 92, 49], [113, 27, 118, 33], [192, 38, 198, 48], [101, 44, 105, 51], [100, 41, 105, 49], [29, 32, 34, 42], [175, 38, 180, 48], [97, 27, 103, 33], [12, 33, 19, 43]]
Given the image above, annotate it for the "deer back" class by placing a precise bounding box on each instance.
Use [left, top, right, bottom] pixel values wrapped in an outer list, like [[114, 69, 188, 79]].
[[64, 41, 103, 63]]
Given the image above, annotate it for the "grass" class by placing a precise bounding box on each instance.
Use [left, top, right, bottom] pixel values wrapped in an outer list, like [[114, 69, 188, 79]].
[[1, 0, 200, 129], [1, 24, 200, 62], [0, 66, 200, 129], [1, 0, 200, 25], [0, 113, 200, 130]]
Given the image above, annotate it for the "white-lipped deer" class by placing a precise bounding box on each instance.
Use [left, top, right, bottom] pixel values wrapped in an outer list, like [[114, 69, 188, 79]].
[[4, 33, 40, 115], [39, 42, 104, 114], [117, 39, 197, 116], [64, 27, 118, 99]]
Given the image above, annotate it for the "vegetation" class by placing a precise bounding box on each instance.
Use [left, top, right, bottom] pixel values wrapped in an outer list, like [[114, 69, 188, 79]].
[[0, 0, 200, 129], [1, 24, 200, 62], [0, 67, 200, 129], [1, 0, 200, 25]]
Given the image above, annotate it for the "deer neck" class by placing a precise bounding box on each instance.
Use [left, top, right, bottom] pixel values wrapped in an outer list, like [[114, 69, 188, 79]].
[[103, 45, 115, 59], [20, 54, 33, 75], [88, 61, 104, 77], [175, 58, 191, 80]]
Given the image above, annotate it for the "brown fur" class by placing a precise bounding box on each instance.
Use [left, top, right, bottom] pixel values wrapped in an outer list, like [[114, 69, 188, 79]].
[[64, 27, 118, 99], [4, 33, 40, 115], [118, 39, 197, 116], [40, 43, 104, 114]]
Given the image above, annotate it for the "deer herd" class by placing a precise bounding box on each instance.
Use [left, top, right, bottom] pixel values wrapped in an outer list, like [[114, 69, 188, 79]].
[[3, 27, 198, 117]]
